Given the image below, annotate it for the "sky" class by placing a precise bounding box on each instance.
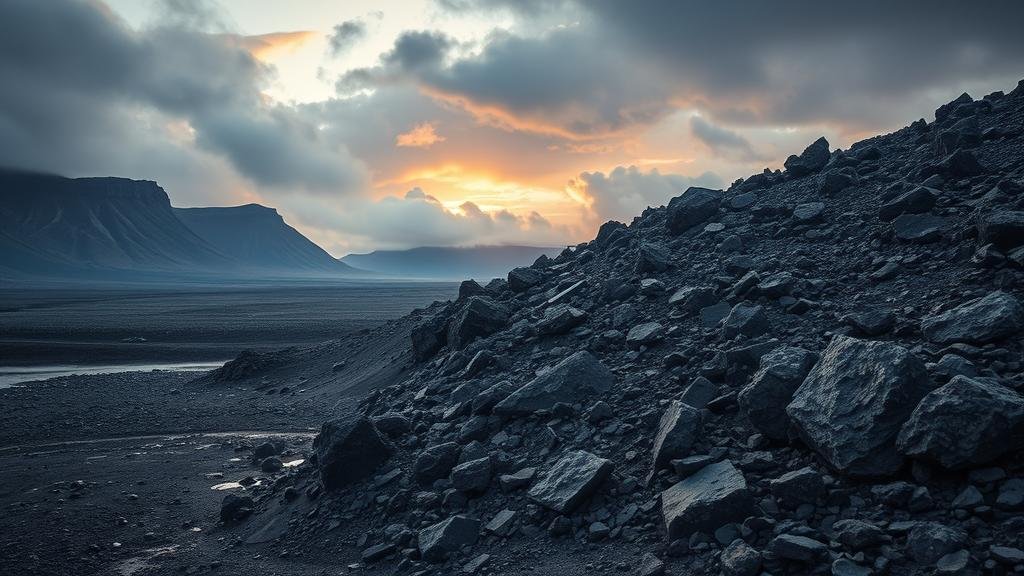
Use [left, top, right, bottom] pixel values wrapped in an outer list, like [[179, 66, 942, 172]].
[[2, 1, 1024, 255]]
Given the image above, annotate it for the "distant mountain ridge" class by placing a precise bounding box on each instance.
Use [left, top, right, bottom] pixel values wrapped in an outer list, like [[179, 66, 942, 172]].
[[341, 245, 564, 280], [0, 168, 357, 282]]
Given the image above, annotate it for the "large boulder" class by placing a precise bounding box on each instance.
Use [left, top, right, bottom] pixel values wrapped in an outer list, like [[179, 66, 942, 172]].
[[414, 442, 462, 485], [661, 460, 753, 540], [978, 210, 1024, 250], [921, 291, 1024, 345], [411, 311, 448, 361], [786, 336, 931, 476], [650, 401, 702, 474], [666, 187, 722, 234], [636, 242, 670, 273], [897, 376, 1024, 469], [783, 137, 830, 177], [528, 450, 613, 513], [721, 304, 769, 339], [878, 187, 936, 221], [313, 416, 394, 490], [536, 304, 587, 336], [418, 515, 480, 562], [494, 351, 614, 416], [738, 346, 819, 441], [507, 267, 544, 292], [447, 297, 509, 350]]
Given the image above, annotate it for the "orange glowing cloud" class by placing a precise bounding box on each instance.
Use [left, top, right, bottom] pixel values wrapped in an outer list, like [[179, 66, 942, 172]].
[[232, 31, 318, 61], [396, 122, 446, 148]]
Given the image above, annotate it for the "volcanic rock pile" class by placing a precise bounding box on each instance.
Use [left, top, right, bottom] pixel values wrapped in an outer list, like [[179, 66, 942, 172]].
[[226, 80, 1024, 575]]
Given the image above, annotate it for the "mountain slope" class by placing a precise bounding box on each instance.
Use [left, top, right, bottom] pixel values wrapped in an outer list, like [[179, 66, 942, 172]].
[[174, 204, 358, 274], [0, 169, 232, 278], [341, 245, 563, 279]]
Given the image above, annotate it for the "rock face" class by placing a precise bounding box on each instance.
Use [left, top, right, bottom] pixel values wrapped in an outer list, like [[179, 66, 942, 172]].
[[528, 450, 613, 513], [738, 346, 818, 441], [897, 376, 1024, 469], [661, 460, 753, 539], [650, 401, 702, 474], [313, 417, 394, 490], [787, 336, 931, 476], [921, 291, 1024, 345], [783, 136, 830, 177], [447, 297, 509, 350], [666, 187, 722, 234], [493, 351, 614, 416], [418, 515, 480, 562]]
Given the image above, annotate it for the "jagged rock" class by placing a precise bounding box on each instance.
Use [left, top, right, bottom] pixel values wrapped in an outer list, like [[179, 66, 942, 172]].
[[831, 559, 872, 576], [832, 519, 885, 550], [784, 137, 830, 177], [681, 376, 717, 409], [820, 170, 854, 195], [494, 351, 614, 416], [921, 149, 984, 179], [451, 457, 493, 493], [528, 450, 613, 513], [978, 210, 1024, 250], [650, 401, 702, 475], [738, 346, 818, 441], [769, 534, 828, 562], [952, 485, 984, 509], [418, 515, 480, 562], [536, 304, 587, 336], [447, 297, 509, 350], [843, 308, 895, 336], [472, 380, 517, 415], [626, 321, 664, 348], [897, 376, 1024, 469], [787, 336, 931, 476], [458, 279, 485, 299], [499, 467, 535, 492], [484, 509, 517, 536], [793, 201, 826, 223], [220, 493, 254, 523], [991, 546, 1024, 565], [769, 467, 824, 507], [661, 460, 753, 539], [507, 267, 543, 292], [636, 242, 670, 272], [638, 552, 666, 576], [361, 543, 396, 563], [253, 441, 282, 460], [411, 312, 448, 360], [720, 539, 761, 576], [757, 272, 796, 299], [921, 291, 1024, 345], [893, 213, 947, 243], [879, 187, 936, 221], [371, 413, 411, 438], [721, 304, 768, 339], [906, 522, 967, 564], [313, 417, 394, 490], [414, 442, 462, 485], [669, 286, 717, 311], [666, 187, 722, 234], [700, 301, 732, 327]]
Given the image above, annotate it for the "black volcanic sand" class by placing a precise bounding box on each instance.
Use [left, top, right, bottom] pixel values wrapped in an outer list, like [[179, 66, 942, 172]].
[[0, 282, 457, 365]]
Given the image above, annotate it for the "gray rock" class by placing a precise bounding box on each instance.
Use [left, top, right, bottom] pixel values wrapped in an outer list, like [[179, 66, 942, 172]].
[[897, 375, 1024, 469], [951, 485, 984, 509], [661, 460, 753, 539], [313, 416, 394, 490], [700, 301, 732, 328], [997, 478, 1024, 509], [499, 467, 535, 492], [978, 210, 1024, 250], [494, 351, 615, 416], [793, 201, 826, 223], [650, 400, 702, 474], [484, 509, 517, 536], [936, 550, 971, 574], [536, 304, 587, 336], [787, 336, 931, 476], [831, 558, 872, 576], [361, 543, 396, 563], [721, 304, 768, 339], [784, 137, 830, 177], [769, 534, 828, 562], [905, 522, 967, 564], [528, 450, 613, 513], [769, 467, 824, 508], [411, 312, 449, 360], [636, 242, 670, 273], [843, 308, 895, 336], [832, 519, 885, 550], [414, 442, 462, 485], [720, 539, 761, 576], [738, 346, 818, 441], [638, 552, 666, 576], [893, 213, 947, 243], [627, 321, 664, 348], [681, 376, 717, 409], [451, 457, 492, 493], [990, 546, 1024, 565], [879, 186, 936, 221], [418, 515, 480, 562], [507, 267, 543, 292], [371, 413, 411, 438], [921, 291, 1024, 345], [667, 187, 722, 234], [447, 297, 509, 350], [669, 286, 717, 311], [220, 493, 254, 523]]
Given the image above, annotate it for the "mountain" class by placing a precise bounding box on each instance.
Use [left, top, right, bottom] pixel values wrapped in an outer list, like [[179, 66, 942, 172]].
[[340, 245, 565, 280], [0, 169, 358, 282], [175, 204, 356, 274]]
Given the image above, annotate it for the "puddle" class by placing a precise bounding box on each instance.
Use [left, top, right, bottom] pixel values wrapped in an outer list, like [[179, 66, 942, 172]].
[[282, 458, 305, 468], [211, 480, 261, 491], [116, 544, 180, 576]]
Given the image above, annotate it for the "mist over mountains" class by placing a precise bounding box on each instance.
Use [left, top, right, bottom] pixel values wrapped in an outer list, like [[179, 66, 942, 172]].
[[341, 245, 563, 280]]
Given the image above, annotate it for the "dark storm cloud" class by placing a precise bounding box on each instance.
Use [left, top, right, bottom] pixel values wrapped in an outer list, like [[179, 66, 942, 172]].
[[384, 31, 454, 71], [0, 0, 365, 194], [425, 0, 1024, 135], [689, 116, 765, 162], [327, 20, 366, 56]]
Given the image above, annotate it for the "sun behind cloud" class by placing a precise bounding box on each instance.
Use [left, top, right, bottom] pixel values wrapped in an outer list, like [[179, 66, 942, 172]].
[[396, 122, 446, 148]]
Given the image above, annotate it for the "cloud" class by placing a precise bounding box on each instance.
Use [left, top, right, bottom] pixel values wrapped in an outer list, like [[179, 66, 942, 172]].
[[0, 0, 367, 197], [689, 116, 765, 162], [236, 31, 317, 60], [396, 122, 446, 148], [569, 166, 723, 223], [327, 20, 366, 56]]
